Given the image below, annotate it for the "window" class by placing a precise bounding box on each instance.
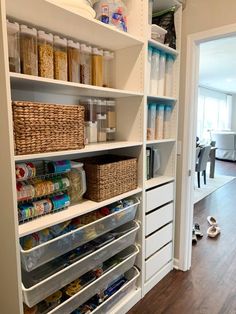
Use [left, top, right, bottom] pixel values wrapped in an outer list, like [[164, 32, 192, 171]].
[[197, 87, 232, 141]]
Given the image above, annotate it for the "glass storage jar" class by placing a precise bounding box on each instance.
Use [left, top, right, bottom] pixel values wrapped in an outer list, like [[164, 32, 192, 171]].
[[20, 25, 38, 76], [80, 44, 92, 85], [103, 50, 114, 88], [67, 161, 86, 204], [68, 40, 80, 83], [92, 47, 103, 87], [7, 20, 20, 73], [53, 35, 67, 81], [38, 30, 53, 79]]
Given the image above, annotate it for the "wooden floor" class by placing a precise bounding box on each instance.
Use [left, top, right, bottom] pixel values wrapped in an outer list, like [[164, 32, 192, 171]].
[[129, 160, 236, 314]]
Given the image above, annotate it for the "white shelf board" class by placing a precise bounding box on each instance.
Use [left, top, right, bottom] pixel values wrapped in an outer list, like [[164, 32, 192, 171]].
[[14, 141, 143, 161], [6, 0, 144, 51], [153, 0, 182, 13], [18, 187, 142, 237], [145, 176, 175, 190], [148, 39, 179, 56], [147, 94, 177, 103], [10, 73, 144, 99], [146, 139, 176, 145]]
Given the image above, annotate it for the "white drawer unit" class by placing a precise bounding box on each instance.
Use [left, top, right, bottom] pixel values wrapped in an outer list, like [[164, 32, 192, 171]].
[[146, 182, 174, 213], [145, 223, 173, 259], [145, 202, 173, 236], [145, 242, 173, 281]]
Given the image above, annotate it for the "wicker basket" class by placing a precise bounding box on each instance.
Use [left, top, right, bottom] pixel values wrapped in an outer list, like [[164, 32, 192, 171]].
[[82, 155, 138, 202], [12, 101, 85, 155]]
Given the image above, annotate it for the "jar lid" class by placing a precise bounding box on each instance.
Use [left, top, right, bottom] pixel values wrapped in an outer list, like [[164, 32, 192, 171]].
[[54, 35, 67, 46], [38, 30, 53, 42], [81, 44, 92, 53], [106, 100, 116, 106], [68, 39, 80, 49], [20, 25, 37, 36], [103, 50, 114, 59], [7, 20, 19, 33], [93, 47, 103, 56]]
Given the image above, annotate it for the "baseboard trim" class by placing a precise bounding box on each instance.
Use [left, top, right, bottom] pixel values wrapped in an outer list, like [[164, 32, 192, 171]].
[[173, 258, 180, 270]]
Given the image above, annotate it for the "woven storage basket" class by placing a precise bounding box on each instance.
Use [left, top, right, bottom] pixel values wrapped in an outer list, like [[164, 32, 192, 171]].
[[12, 101, 85, 155], [82, 155, 138, 202]]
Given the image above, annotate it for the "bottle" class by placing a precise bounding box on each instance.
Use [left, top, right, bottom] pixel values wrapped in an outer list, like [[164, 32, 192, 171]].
[[53, 36, 67, 81], [103, 50, 114, 88], [7, 20, 20, 73], [158, 51, 166, 96], [80, 44, 92, 85], [165, 54, 175, 96], [92, 47, 103, 87], [38, 31, 53, 78], [68, 40, 80, 83], [20, 25, 38, 76]]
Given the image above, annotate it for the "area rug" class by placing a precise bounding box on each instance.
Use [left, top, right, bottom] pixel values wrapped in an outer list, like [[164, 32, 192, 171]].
[[194, 174, 235, 204]]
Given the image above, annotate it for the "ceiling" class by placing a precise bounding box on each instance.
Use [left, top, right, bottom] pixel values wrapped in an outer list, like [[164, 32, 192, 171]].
[[199, 36, 236, 94]]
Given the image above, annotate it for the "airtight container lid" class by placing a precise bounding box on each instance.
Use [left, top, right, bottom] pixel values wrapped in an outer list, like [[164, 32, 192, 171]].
[[68, 40, 80, 49], [38, 30, 53, 42], [54, 35, 67, 46], [20, 25, 37, 36], [7, 20, 19, 33]]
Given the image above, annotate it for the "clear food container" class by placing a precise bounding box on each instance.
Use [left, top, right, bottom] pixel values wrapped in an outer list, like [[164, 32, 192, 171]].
[[96, 99, 107, 142], [53, 36, 67, 81], [150, 49, 160, 96], [68, 40, 80, 83], [80, 44, 92, 85], [7, 20, 20, 73], [103, 51, 114, 88], [20, 25, 38, 76], [147, 103, 156, 141], [92, 48, 103, 87], [82, 98, 97, 144], [155, 104, 165, 140], [164, 104, 172, 139], [165, 54, 175, 96], [67, 161, 86, 204], [38, 31, 53, 79], [158, 51, 166, 96], [106, 100, 116, 141]]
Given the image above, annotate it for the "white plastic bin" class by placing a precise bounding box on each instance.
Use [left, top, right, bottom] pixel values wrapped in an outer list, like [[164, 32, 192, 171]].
[[22, 221, 139, 307], [21, 199, 140, 272], [48, 245, 139, 314]]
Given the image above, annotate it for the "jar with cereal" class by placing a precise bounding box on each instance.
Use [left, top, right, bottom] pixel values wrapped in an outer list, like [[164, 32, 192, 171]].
[[80, 44, 92, 85], [38, 30, 53, 79], [20, 25, 38, 76], [53, 36, 67, 81], [68, 39, 80, 83], [92, 47, 103, 87]]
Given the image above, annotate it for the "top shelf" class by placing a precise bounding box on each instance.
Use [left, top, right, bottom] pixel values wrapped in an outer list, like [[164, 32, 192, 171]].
[[153, 0, 182, 13], [6, 0, 144, 51]]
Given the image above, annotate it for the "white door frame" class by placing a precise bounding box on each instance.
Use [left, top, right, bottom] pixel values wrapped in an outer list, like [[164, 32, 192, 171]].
[[179, 23, 236, 271]]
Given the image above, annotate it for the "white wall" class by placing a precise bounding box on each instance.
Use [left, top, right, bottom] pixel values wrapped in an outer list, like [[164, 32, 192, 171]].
[[175, 0, 236, 260], [231, 95, 236, 131]]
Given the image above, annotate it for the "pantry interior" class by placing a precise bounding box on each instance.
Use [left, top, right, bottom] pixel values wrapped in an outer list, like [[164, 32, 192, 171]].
[[0, 0, 183, 313]]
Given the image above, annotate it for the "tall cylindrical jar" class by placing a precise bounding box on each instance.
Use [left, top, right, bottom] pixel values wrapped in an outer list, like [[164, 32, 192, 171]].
[[106, 100, 116, 141], [53, 36, 67, 81], [68, 40, 80, 83], [158, 51, 166, 96], [96, 99, 107, 142], [92, 48, 103, 87], [150, 49, 160, 96], [80, 44, 92, 85], [165, 54, 174, 97], [164, 104, 172, 138], [155, 104, 164, 140], [38, 31, 53, 79], [7, 20, 20, 73], [20, 25, 38, 76], [103, 50, 114, 88]]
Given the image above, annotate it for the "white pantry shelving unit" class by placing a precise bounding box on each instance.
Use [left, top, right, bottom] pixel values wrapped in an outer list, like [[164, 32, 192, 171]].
[[0, 0, 182, 313]]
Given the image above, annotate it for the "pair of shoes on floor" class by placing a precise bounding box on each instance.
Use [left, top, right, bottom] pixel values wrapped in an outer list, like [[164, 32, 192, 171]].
[[192, 223, 203, 244], [207, 216, 221, 238]]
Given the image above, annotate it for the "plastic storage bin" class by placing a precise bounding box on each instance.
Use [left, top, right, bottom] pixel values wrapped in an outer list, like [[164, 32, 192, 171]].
[[22, 221, 139, 307], [20, 25, 38, 76], [46, 245, 139, 314], [20, 199, 140, 271], [53, 36, 67, 81], [7, 20, 20, 73], [38, 31, 53, 78], [92, 267, 140, 314]]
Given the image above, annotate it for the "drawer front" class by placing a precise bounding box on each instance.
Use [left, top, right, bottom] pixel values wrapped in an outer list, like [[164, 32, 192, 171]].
[[145, 203, 173, 236], [145, 242, 172, 281], [146, 182, 174, 213], [145, 223, 173, 259]]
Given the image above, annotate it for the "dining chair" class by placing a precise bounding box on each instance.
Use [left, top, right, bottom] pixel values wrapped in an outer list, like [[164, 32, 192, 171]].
[[195, 145, 211, 188]]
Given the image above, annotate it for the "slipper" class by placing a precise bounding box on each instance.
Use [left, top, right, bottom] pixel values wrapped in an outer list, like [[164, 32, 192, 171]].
[[192, 227, 197, 244], [194, 223, 203, 238], [207, 216, 218, 226], [207, 226, 221, 238]]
